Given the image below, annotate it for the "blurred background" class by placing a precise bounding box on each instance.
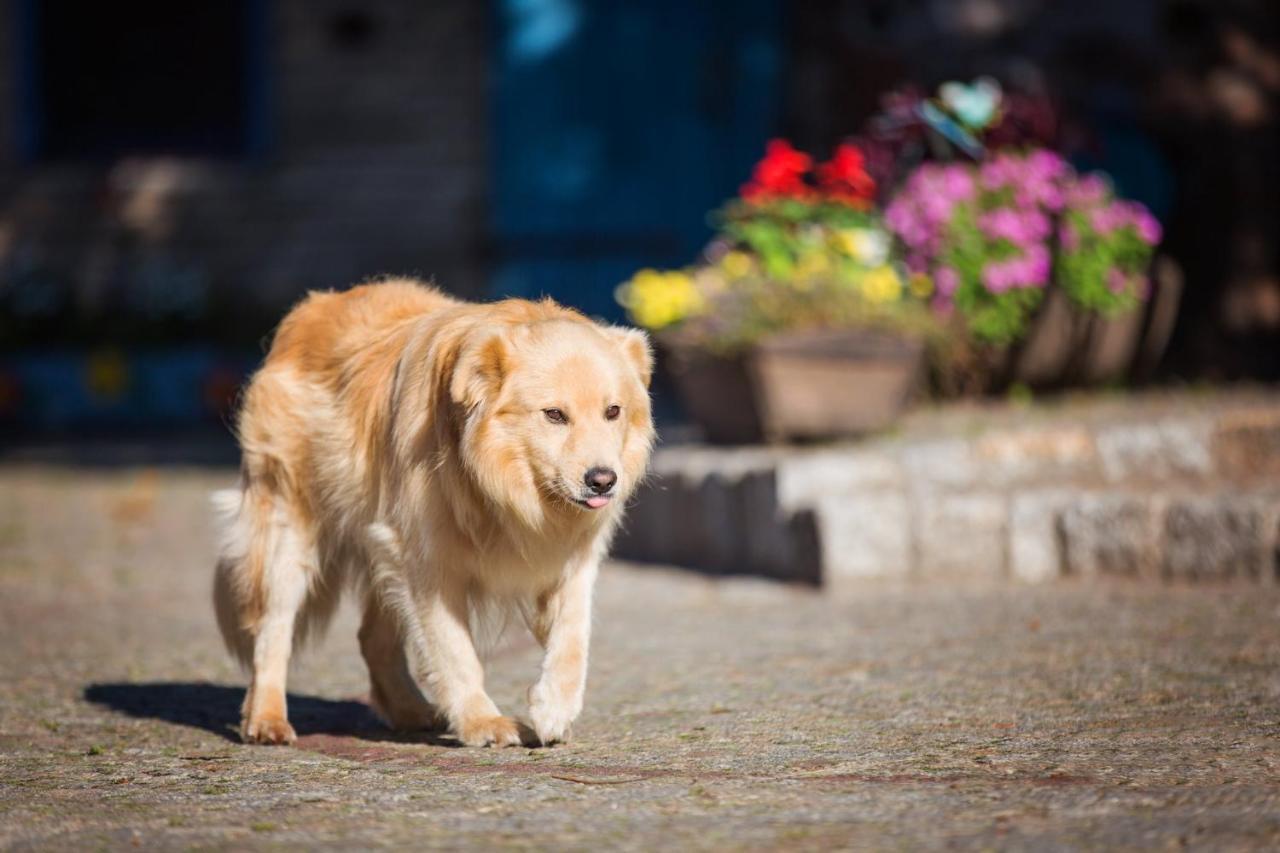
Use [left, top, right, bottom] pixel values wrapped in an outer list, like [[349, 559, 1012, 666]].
[[0, 0, 1277, 450]]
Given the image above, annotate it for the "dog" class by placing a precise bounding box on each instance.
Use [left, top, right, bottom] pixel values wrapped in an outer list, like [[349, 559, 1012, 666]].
[[213, 278, 654, 747]]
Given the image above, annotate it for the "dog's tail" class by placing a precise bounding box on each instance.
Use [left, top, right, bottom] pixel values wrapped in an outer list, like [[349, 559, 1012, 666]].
[[211, 483, 279, 668]]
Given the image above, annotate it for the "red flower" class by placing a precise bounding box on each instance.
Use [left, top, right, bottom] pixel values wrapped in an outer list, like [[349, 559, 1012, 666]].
[[740, 139, 814, 202], [816, 143, 876, 208]]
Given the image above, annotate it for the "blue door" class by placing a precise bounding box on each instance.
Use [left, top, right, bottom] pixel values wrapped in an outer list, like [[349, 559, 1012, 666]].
[[491, 0, 782, 320]]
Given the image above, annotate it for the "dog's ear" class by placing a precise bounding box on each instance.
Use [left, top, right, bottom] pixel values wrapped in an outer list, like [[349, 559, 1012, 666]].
[[608, 326, 653, 389], [449, 327, 511, 409]]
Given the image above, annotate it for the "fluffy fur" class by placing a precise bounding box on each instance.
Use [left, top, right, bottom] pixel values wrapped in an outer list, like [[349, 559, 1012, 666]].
[[213, 278, 654, 747]]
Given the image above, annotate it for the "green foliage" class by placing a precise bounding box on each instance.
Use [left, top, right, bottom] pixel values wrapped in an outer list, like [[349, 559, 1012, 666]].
[[716, 199, 879, 283], [939, 203, 1043, 346], [1056, 212, 1152, 317]]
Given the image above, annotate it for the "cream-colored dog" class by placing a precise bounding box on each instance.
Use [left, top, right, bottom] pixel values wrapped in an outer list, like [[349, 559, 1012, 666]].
[[213, 279, 654, 747]]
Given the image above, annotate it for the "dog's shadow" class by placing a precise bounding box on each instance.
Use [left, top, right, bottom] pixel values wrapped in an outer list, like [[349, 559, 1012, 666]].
[[83, 681, 464, 746]]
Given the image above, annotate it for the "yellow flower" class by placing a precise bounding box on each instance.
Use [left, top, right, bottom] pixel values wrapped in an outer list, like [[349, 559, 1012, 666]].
[[720, 250, 753, 280], [794, 249, 830, 283], [861, 265, 902, 304], [616, 269, 704, 330], [909, 272, 933, 299], [836, 228, 890, 266]]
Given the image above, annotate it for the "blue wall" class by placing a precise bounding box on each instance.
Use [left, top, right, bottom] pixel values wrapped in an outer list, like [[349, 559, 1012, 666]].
[[490, 0, 783, 320]]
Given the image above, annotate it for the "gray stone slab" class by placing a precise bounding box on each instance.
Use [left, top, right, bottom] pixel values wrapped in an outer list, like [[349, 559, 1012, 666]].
[[814, 492, 912, 579], [914, 492, 1009, 580], [972, 426, 1098, 487], [1059, 493, 1161, 578], [1212, 409, 1280, 482], [1163, 495, 1275, 581], [898, 438, 981, 492], [773, 447, 902, 510], [1095, 418, 1214, 482], [1008, 489, 1076, 583]]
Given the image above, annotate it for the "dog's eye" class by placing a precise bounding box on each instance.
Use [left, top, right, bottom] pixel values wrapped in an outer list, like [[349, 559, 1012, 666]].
[[543, 408, 567, 424], [605, 405, 621, 421]]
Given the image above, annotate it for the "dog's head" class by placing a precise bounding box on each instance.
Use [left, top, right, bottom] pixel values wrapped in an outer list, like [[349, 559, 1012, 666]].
[[450, 314, 655, 529]]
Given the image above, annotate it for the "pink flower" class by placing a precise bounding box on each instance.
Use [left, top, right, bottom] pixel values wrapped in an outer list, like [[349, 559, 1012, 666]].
[[1106, 268, 1129, 294], [935, 266, 960, 296], [1130, 207, 1162, 245], [940, 165, 976, 200], [980, 158, 1010, 190], [1060, 223, 1079, 251], [979, 207, 1051, 245], [1039, 184, 1066, 211], [1027, 149, 1067, 181], [1067, 174, 1108, 207], [982, 261, 1013, 293], [1024, 244, 1051, 286], [1090, 204, 1124, 235]]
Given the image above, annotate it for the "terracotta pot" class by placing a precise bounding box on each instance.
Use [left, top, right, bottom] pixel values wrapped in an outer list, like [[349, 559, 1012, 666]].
[[661, 329, 924, 444]]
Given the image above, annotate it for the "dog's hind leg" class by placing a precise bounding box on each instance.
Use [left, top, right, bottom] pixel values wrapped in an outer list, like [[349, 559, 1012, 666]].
[[244, 511, 314, 745], [359, 593, 440, 732], [216, 483, 317, 746]]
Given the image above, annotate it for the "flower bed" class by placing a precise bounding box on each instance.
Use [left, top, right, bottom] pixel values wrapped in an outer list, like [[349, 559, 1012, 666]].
[[887, 150, 1161, 347], [617, 141, 931, 442], [616, 78, 1173, 442]]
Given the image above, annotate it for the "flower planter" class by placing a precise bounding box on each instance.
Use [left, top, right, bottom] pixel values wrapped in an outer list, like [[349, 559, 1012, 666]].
[[662, 329, 924, 444], [1005, 254, 1183, 388]]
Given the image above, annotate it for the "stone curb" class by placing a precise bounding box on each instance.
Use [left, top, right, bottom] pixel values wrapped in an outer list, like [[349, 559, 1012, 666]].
[[616, 399, 1280, 584]]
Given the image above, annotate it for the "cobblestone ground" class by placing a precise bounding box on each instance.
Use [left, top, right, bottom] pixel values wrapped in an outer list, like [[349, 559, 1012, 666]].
[[2, 467, 1279, 851]]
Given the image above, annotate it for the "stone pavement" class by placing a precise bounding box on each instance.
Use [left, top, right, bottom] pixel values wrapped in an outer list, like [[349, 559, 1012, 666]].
[[2, 467, 1280, 850], [618, 389, 1280, 584]]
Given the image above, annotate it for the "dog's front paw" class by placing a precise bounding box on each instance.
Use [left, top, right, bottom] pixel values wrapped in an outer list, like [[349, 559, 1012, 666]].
[[528, 682, 580, 746], [456, 714, 522, 748], [241, 713, 297, 746]]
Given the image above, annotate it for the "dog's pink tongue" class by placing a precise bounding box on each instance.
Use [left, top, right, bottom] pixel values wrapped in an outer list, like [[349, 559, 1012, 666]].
[[585, 495, 612, 509]]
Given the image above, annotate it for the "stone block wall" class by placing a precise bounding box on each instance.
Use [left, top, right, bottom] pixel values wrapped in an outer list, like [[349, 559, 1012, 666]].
[[616, 394, 1280, 585]]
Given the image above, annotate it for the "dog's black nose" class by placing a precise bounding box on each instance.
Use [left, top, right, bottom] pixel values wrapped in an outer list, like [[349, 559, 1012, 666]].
[[585, 467, 617, 495]]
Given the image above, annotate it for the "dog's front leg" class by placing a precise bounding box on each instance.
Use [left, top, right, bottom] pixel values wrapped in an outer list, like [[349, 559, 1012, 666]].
[[527, 557, 599, 745], [418, 576, 521, 747]]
